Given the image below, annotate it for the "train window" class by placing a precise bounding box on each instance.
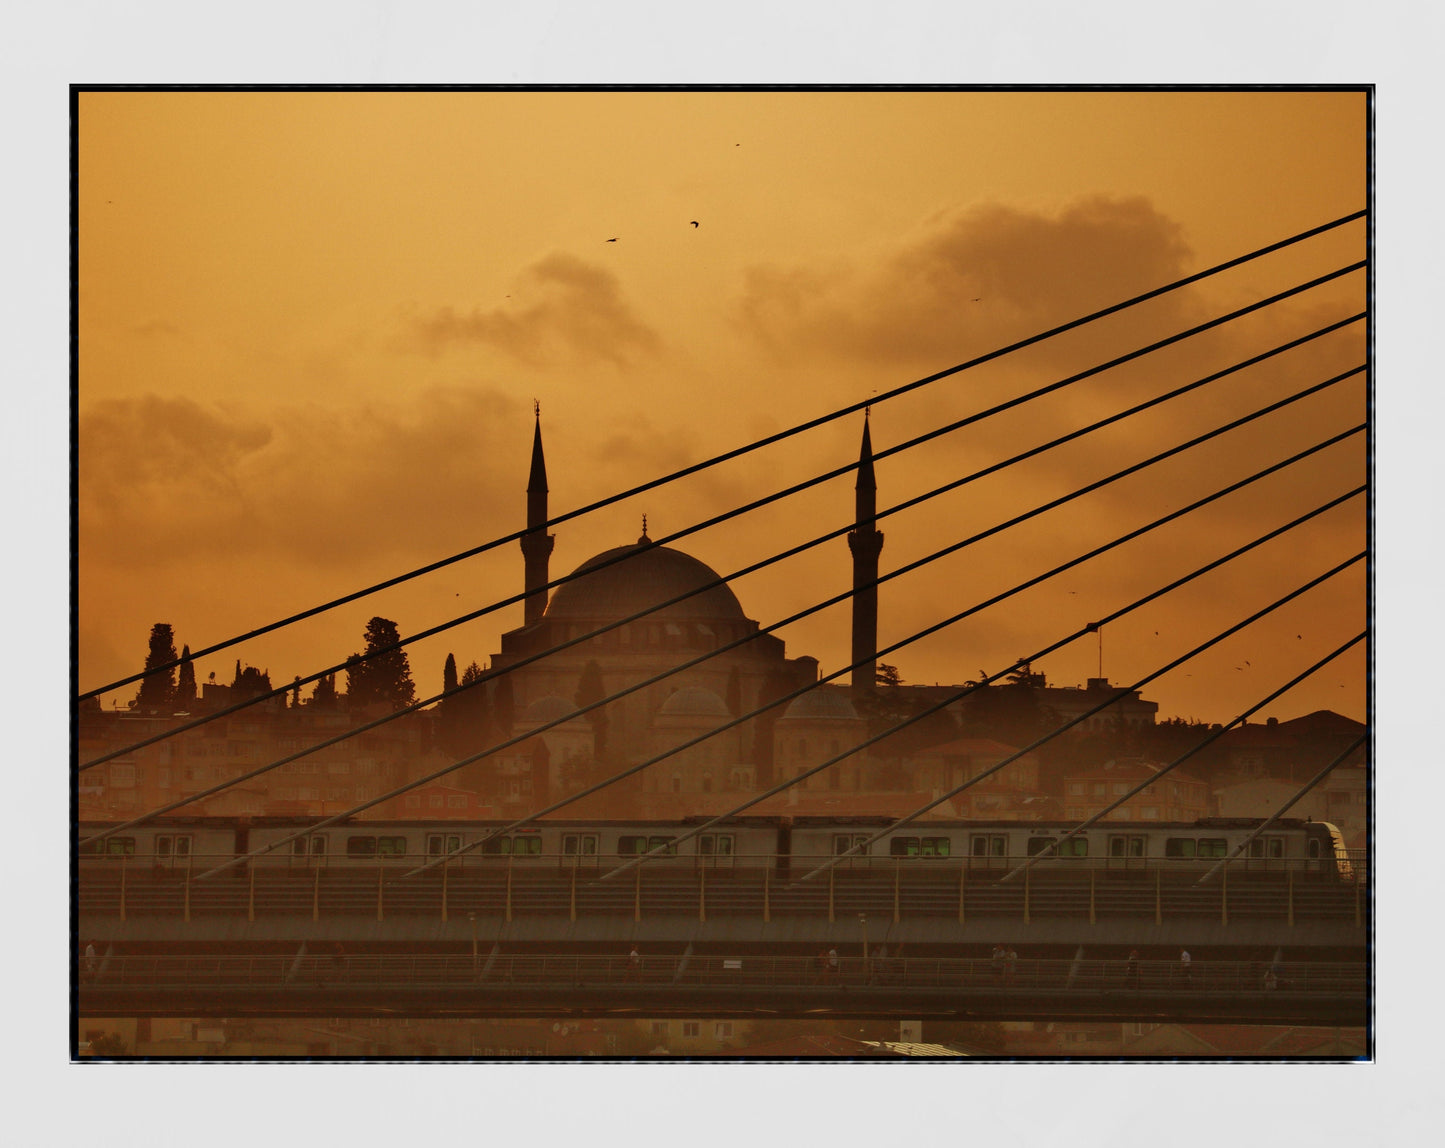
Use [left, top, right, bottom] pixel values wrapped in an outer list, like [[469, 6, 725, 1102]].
[[1165, 838, 1197, 858], [1268, 838, 1284, 859], [157, 835, 172, 857], [919, 837, 951, 858], [1129, 837, 1145, 858], [890, 837, 921, 857], [427, 835, 462, 857], [1026, 837, 1057, 857], [1307, 838, 1321, 859], [514, 836, 542, 857], [618, 836, 646, 855], [378, 837, 407, 856], [647, 836, 677, 856], [563, 834, 599, 856], [1198, 838, 1227, 858], [480, 837, 510, 855], [347, 836, 377, 857], [293, 838, 309, 856], [81, 837, 136, 856], [970, 835, 1007, 857], [312, 836, 326, 856], [834, 834, 870, 856], [1057, 838, 1088, 858], [698, 834, 734, 856]]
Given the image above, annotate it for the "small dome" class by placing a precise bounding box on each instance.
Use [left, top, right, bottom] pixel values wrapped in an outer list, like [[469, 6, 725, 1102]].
[[522, 695, 582, 723], [657, 686, 731, 719], [779, 690, 860, 722]]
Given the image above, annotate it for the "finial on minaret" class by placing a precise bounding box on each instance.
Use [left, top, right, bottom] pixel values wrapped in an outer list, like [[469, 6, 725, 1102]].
[[640, 513, 649, 542], [534, 398, 540, 418]]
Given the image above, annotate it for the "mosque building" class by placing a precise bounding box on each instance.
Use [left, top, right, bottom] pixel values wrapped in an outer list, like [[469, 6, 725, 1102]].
[[488, 412, 884, 801]]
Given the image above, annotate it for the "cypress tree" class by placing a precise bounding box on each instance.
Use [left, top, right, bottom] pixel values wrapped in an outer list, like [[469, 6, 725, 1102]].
[[443, 653, 458, 695], [346, 617, 416, 711], [133, 624, 179, 710], [174, 644, 197, 708]]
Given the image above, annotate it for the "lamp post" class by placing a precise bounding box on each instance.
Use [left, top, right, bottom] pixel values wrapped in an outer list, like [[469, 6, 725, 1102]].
[[859, 912, 869, 964], [468, 912, 478, 976]]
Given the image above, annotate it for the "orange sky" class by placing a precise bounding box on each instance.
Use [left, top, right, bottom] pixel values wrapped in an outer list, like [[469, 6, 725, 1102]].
[[77, 90, 1367, 724]]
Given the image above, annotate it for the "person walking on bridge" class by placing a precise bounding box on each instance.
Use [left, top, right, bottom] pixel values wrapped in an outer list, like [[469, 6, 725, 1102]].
[[1126, 948, 1140, 990], [83, 941, 97, 981], [992, 943, 1007, 985], [626, 945, 641, 982], [1178, 949, 1193, 988]]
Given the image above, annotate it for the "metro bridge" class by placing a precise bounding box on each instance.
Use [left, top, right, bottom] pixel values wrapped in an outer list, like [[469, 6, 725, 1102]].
[[77, 951, 1367, 1027]]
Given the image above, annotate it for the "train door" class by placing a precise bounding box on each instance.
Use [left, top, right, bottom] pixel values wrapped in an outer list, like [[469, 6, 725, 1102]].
[[1106, 834, 1147, 871], [289, 835, 328, 869], [154, 833, 192, 871], [561, 832, 600, 872], [1246, 835, 1286, 873], [832, 833, 870, 869], [427, 833, 463, 869], [1305, 835, 1323, 874], [697, 833, 735, 870], [969, 833, 1008, 871]]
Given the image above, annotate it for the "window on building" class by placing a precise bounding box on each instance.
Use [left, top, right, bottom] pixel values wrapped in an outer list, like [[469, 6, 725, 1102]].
[[1112, 782, 1129, 795], [682, 1022, 700, 1038], [714, 1022, 734, 1039], [1067, 783, 1085, 795]]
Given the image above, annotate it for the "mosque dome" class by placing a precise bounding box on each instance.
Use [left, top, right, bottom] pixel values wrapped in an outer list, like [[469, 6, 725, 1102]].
[[657, 686, 731, 720], [545, 540, 747, 624], [779, 690, 860, 722], [522, 695, 583, 723]]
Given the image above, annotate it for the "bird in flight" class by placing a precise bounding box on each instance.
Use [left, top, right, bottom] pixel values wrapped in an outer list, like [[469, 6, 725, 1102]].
[[606, 237, 618, 243], [690, 220, 699, 228]]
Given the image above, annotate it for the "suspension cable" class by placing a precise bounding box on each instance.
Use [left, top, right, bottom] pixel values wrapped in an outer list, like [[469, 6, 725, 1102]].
[[81, 215, 1365, 700], [1195, 731, 1368, 885], [88, 380, 1362, 844], [426, 481, 1363, 881], [787, 553, 1365, 886], [77, 309, 1365, 771], [594, 562, 1364, 884], [997, 633, 1365, 881], [97, 400, 1363, 853]]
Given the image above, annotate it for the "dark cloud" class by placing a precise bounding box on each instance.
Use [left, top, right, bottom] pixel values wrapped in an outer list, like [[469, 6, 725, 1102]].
[[736, 195, 1193, 365], [408, 253, 660, 366], [78, 388, 527, 569]]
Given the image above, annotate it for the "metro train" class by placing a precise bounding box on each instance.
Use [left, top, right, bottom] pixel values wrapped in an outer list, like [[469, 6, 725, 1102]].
[[76, 815, 1358, 882]]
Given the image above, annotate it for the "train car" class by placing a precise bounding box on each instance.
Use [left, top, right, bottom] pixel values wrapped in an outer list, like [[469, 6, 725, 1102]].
[[77, 814, 1356, 883]]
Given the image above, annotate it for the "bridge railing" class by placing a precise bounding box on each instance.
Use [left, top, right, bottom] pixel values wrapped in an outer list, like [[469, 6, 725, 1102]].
[[76, 849, 1368, 880], [78, 850, 1369, 927], [78, 953, 1367, 995]]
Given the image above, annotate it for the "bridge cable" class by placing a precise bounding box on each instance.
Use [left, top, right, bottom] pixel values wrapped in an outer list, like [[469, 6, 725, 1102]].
[[90, 374, 1361, 847], [79, 213, 1365, 701], [1194, 731, 1368, 886], [995, 633, 1365, 882], [107, 406, 1363, 858], [786, 556, 1365, 887], [595, 602, 1364, 884], [417, 479, 1364, 881], [77, 296, 1365, 767]]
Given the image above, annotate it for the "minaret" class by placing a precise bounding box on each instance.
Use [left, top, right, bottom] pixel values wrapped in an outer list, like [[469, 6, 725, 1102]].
[[520, 405, 555, 626], [848, 412, 884, 698]]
